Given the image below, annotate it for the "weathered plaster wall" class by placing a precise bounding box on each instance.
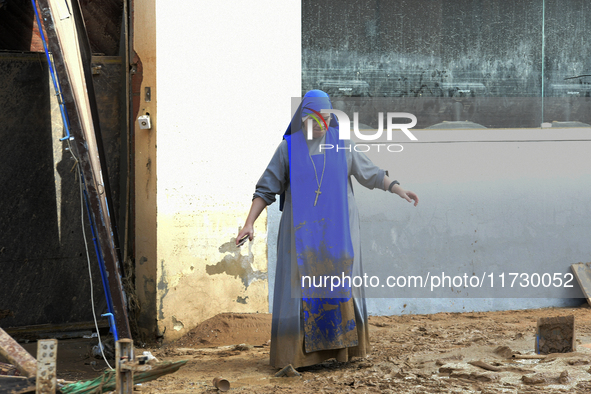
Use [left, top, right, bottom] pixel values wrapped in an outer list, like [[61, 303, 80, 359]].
[[359, 128, 590, 313], [152, 1, 301, 342]]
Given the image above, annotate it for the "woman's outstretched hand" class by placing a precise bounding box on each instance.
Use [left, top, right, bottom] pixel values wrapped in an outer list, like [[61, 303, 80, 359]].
[[391, 184, 419, 206]]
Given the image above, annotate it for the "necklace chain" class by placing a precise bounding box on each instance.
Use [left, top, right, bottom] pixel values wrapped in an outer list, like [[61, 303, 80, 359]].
[[309, 148, 326, 206]]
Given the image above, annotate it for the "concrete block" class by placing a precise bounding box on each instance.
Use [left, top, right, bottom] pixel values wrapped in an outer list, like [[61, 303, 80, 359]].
[[536, 315, 575, 354]]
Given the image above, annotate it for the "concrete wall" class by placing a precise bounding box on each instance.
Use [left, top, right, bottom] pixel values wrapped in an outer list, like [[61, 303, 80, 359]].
[[137, 1, 301, 342], [269, 127, 590, 314], [350, 128, 590, 313], [372, 127, 590, 309]]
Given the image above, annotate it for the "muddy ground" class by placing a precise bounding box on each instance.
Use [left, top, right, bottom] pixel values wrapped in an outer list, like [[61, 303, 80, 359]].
[[46, 305, 591, 393]]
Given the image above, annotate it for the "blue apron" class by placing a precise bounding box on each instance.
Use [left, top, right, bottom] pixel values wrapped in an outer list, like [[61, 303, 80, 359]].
[[285, 127, 358, 353]]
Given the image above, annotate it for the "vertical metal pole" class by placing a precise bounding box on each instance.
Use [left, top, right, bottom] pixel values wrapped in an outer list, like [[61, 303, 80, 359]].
[[36, 339, 58, 394], [116, 339, 134, 394]]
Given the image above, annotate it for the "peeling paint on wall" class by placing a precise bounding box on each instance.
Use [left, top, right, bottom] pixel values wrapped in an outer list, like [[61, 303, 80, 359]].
[[172, 316, 184, 331], [157, 259, 169, 320], [154, 206, 269, 343], [206, 240, 267, 289]]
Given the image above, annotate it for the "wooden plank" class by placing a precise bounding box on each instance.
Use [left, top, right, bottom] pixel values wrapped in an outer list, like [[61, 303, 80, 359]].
[[4, 320, 109, 342], [0, 376, 36, 394], [570, 262, 591, 306], [0, 328, 36, 378], [0, 361, 20, 376]]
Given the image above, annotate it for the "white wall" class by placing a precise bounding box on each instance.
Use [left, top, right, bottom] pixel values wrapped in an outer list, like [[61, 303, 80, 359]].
[[154, 0, 300, 340]]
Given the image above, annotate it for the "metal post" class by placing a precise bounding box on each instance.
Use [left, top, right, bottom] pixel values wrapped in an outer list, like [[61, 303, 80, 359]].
[[36, 339, 58, 394], [116, 339, 134, 394]]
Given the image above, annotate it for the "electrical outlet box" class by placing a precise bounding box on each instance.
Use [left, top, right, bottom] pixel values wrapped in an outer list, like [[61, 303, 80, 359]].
[[138, 114, 151, 129]]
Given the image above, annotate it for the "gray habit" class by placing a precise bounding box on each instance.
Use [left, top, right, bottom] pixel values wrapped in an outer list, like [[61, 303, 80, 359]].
[[254, 134, 387, 369]]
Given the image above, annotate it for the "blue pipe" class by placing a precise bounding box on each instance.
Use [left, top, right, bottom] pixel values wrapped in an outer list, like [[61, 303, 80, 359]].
[[101, 313, 118, 342], [81, 173, 120, 341], [32, 0, 72, 141]]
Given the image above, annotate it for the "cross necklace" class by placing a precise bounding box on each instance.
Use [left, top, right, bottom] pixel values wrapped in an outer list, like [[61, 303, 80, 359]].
[[309, 149, 326, 206]]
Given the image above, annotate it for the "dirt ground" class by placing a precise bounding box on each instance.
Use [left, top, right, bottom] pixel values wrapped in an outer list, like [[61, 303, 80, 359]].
[[45, 305, 591, 393]]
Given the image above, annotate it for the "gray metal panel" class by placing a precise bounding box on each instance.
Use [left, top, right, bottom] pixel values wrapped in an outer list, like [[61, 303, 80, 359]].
[[0, 51, 124, 329]]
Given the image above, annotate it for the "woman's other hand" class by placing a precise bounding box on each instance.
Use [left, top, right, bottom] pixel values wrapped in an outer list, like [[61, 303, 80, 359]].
[[236, 224, 254, 246], [236, 197, 267, 246]]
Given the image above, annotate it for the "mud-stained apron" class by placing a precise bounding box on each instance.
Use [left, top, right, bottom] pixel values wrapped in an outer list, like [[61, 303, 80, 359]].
[[286, 128, 358, 353]]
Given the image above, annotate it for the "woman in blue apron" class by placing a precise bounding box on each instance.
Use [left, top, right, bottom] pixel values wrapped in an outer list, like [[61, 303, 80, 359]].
[[237, 90, 418, 368]]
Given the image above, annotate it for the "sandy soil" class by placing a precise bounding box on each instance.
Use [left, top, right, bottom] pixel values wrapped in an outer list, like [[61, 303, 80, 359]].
[[41, 305, 591, 393]]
